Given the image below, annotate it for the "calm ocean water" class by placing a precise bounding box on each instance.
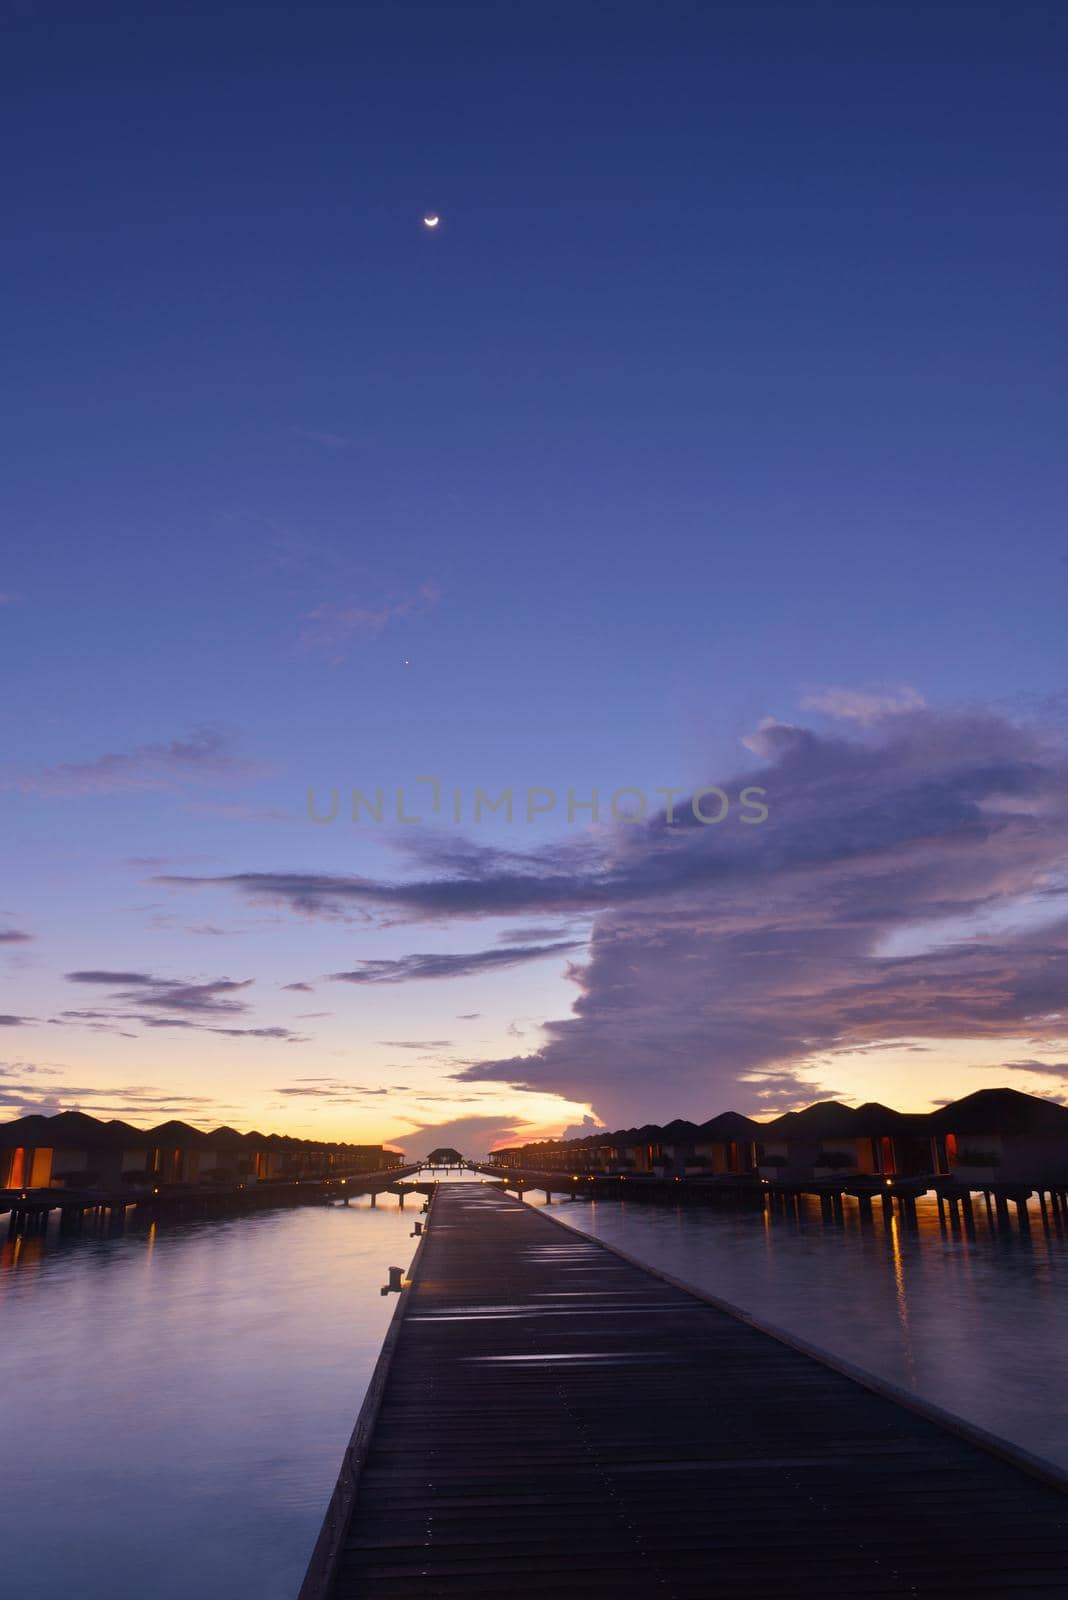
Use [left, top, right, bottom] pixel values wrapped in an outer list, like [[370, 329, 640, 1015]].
[[0, 1190, 422, 1600], [3, 1175, 1066, 1598]]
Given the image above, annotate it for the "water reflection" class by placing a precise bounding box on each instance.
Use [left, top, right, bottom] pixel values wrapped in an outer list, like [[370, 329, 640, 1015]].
[[0, 1192, 420, 1600], [5, 1174, 1066, 1596], [528, 1188, 1068, 1472]]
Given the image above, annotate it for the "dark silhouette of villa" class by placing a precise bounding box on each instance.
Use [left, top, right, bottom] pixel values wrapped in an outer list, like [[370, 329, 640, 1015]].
[[425, 1146, 464, 1166]]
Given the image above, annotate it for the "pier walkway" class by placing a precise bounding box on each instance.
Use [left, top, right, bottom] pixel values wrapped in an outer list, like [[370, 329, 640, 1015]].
[[306, 1183, 1068, 1599]]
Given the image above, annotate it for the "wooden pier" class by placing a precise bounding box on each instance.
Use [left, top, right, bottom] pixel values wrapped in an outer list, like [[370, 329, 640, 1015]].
[[304, 1182, 1068, 1599], [1, 1166, 418, 1235], [480, 1163, 1068, 1232]]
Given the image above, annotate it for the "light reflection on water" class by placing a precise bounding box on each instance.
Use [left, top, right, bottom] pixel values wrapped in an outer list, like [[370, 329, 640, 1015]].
[[526, 1188, 1068, 1471], [0, 1193, 421, 1600], [5, 1175, 1066, 1597]]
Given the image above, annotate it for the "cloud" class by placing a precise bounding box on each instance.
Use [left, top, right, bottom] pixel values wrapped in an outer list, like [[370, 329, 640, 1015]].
[[281, 981, 314, 992], [384, 1111, 541, 1160], [66, 970, 255, 1016], [378, 1039, 453, 1049], [66, 970, 155, 986], [0, 1015, 31, 1026], [153, 841, 609, 924], [59, 969, 304, 1041], [202, 1025, 304, 1040], [0, 1061, 63, 1079], [299, 580, 440, 662], [0, 929, 33, 944], [49, 1011, 140, 1038], [799, 686, 926, 725], [0, 1067, 234, 1120], [5, 726, 273, 797], [992, 1059, 1068, 1079], [559, 1113, 606, 1141], [153, 706, 1068, 1123], [273, 1078, 387, 1100], [327, 941, 580, 986]]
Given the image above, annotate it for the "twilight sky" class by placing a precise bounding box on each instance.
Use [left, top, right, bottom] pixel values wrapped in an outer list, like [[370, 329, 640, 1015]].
[[3, 2, 1067, 1154]]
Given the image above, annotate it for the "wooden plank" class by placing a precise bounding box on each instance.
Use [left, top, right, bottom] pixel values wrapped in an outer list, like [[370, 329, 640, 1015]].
[[307, 1183, 1068, 1599]]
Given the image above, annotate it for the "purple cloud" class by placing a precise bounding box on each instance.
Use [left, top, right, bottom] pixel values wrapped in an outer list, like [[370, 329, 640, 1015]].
[[158, 705, 1068, 1122], [299, 580, 440, 662], [6, 726, 272, 797], [799, 685, 925, 724], [61, 968, 304, 1041], [377, 1039, 453, 1049], [385, 1111, 541, 1160], [993, 1059, 1068, 1079], [66, 970, 255, 1016], [328, 941, 580, 986]]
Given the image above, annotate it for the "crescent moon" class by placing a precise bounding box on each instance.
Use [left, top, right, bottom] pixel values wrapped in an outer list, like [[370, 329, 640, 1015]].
[[423, 215, 440, 228]]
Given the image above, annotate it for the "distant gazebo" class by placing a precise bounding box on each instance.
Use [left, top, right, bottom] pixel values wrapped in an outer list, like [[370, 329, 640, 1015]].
[[425, 1146, 464, 1168]]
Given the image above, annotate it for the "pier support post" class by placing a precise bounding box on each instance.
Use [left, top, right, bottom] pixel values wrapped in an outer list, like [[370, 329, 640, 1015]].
[[961, 1193, 975, 1235]]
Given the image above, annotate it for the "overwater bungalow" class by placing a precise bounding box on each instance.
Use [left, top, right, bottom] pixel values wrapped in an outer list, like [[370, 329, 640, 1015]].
[[932, 1088, 1068, 1186], [692, 1111, 762, 1176], [756, 1101, 941, 1182], [0, 1112, 403, 1193], [482, 1088, 1068, 1196], [0, 1110, 136, 1190]]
